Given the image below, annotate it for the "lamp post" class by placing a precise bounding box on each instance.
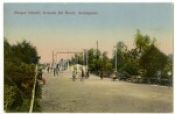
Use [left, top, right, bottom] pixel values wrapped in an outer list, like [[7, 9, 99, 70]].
[[115, 48, 117, 72], [114, 43, 118, 77], [96, 40, 99, 76], [52, 50, 55, 66]]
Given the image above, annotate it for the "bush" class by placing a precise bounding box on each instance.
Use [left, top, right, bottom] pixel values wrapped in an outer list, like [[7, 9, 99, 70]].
[[4, 39, 41, 112], [4, 85, 16, 111]]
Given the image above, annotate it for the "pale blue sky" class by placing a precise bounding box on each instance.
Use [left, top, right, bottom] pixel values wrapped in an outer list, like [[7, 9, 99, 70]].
[[4, 3, 174, 63]]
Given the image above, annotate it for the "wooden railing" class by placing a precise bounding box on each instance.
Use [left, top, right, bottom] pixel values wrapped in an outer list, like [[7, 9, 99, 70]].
[[29, 65, 38, 112]]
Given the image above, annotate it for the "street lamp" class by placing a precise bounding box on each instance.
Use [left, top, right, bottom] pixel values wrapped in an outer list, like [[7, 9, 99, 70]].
[[114, 45, 117, 74]]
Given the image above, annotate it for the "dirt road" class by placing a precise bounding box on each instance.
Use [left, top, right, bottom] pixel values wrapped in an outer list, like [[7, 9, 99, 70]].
[[41, 71, 173, 113]]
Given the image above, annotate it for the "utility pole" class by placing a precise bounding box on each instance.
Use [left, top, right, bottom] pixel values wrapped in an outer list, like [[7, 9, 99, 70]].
[[97, 40, 98, 52], [114, 43, 118, 77], [115, 48, 117, 72], [52, 50, 54, 66], [86, 50, 88, 67], [83, 49, 85, 65], [76, 53, 78, 71], [96, 40, 99, 75]]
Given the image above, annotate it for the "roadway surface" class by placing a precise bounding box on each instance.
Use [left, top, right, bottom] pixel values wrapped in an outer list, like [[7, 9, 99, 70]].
[[40, 70, 173, 113]]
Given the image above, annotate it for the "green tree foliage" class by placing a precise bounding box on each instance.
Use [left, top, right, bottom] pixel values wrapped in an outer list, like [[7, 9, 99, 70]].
[[140, 45, 168, 78], [162, 55, 173, 78], [4, 85, 16, 111], [112, 30, 172, 85], [70, 52, 85, 65], [71, 48, 113, 77], [11, 40, 39, 64], [87, 49, 98, 72], [99, 52, 113, 74], [4, 39, 41, 112], [70, 30, 172, 85], [113, 42, 140, 76], [87, 49, 113, 75], [135, 30, 151, 53], [136, 31, 172, 85], [113, 41, 127, 71]]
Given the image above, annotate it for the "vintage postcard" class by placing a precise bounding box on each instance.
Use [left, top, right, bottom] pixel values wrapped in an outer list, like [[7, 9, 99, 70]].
[[4, 3, 173, 113]]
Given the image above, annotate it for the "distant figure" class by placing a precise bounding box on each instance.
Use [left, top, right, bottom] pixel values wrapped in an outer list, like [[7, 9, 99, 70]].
[[38, 68, 46, 85], [37, 68, 43, 80], [53, 64, 57, 76], [56, 64, 59, 76], [112, 75, 117, 81], [72, 66, 77, 81], [47, 65, 50, 73], [72, 70, 76, 81], [81, 68, 84, 81], [100, 71, 103, 80]]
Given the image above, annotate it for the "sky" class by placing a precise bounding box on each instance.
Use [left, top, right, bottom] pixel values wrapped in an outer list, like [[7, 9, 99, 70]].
[[4, 3, 173, 63]]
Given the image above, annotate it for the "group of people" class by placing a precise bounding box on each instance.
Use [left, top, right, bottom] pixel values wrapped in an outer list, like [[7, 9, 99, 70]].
[[46, 63, 63, 76], [72, 65, 89, 81], [45, 63, 90, 82]]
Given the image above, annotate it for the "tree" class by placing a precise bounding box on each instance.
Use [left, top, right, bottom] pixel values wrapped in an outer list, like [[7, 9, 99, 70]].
[[113, 41, 140, 76], [113, 41, 127, 71], [87, 49, 98, 72], [140, 44, 168, 82], [135, 30, 151, 53], [100, 51, 112, 73], [70, 48, 113, 77], [4, 39, 41, 112], [11, 40, 39, 64]]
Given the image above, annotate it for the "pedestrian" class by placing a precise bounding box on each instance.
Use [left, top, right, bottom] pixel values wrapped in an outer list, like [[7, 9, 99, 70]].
[[56, 64, 59, 76], [37, 68, 43, 80], [100, 71, 103, 80], [81, 67, 84, 81], [47, 65, 50, 73], [37, 67, 46, 85], [53, 63, 57, 76]]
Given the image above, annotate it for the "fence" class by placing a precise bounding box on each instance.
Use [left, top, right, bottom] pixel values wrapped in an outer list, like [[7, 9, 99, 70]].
[[29, 65, 38, 112]]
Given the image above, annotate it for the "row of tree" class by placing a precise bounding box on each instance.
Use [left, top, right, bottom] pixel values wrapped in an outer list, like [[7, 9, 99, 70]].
[[113, 30, 172, 85], [4, 39, 41, 112], [70, 48, 113, 76], [70, 30, 173, 85]]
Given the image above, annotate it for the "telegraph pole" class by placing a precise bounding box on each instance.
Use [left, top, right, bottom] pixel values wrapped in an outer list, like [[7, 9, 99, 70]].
[[114, 43, 118, 77], [83, 49, 85, 65], [96, 40, 99, 75], [97, 40, 98, 52], [52, 50, 54, 66], [115, 48, 117, 72]]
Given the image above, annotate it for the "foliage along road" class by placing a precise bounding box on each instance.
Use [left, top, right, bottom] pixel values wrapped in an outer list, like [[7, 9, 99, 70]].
[[41, 70, 173, 113]]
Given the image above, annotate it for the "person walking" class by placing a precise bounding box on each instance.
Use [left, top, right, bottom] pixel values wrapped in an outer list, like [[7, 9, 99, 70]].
[[47, 64, 50, 73], [53, 63, 57, 76], [80, 67, 84, 81], [56, 64, 59, 76], [37, 67, 46, 85], [100, 71, 103, 80]]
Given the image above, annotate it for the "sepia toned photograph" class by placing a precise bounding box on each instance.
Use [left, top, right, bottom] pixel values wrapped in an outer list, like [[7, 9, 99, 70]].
[[4, 3, 173, 113]]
